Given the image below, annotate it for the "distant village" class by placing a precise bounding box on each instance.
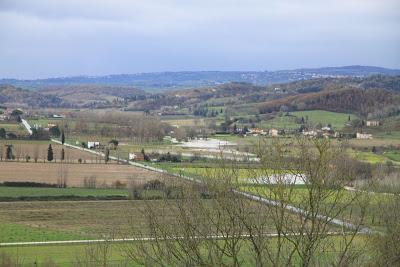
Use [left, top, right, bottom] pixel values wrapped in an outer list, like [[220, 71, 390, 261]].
[[232, 119, 381, 140]]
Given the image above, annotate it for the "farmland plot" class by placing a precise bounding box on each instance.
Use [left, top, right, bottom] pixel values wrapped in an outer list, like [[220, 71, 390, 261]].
[[0, 142, 102, 163], [0, 162, 166, 187]]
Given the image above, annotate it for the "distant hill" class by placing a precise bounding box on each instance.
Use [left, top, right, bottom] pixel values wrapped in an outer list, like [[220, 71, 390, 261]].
[[38, 85, 147, 107], [126, 75, 400, 116], [0, 85, 64, 108], [1, 66, 399, 91], [1, 74, 399, 113], [258, 87, 399, 116], [0, 84, 147, 108]]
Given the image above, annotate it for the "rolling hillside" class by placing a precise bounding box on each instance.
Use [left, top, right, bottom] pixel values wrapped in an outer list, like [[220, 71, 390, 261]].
[[2, 66, 399, 91]]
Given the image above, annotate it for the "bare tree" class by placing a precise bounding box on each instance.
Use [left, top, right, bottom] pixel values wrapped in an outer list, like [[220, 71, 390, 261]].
[[124, 137, 368, 266], [33, 144, 39, 163], [0, 142, 3, 161], [57, 162, 68, 188], [83, 175, 97, 189]]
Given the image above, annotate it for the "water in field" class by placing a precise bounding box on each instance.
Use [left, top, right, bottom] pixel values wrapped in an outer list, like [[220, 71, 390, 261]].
[[248, 173, 306, 185], [178, 138, 235, 150]]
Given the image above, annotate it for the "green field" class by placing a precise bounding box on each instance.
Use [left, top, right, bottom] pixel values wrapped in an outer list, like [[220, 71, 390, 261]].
[[383, 151, 400, 162], [291, 110, 355, 129], [0, 187, 128, 199], [0, 236, 371, 267], [0, 224, 88, 243], [259, 110, 355, 130], [0, 123, 27, 135], [169, 166, 270, 181], [349, 150, 400, 165], [242, 185, 393, 231], [260, 115, 299, 129], [0, 243, 133, 266]]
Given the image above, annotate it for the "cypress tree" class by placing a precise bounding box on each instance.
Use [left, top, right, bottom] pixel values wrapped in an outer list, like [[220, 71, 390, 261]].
[[47, 144, 53, 162], [61, 130, 65, 145], [105, 148, 110, 163], [6, 145, 13, 160]]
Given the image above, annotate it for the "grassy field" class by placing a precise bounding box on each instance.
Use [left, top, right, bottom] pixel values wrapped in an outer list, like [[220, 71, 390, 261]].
[[383, 150, 400, 162], [242, 185, 393, 231], [260, 115, 299, 129], [0, 236, 371, 266], [165, 166, 266, 181], [0, 200, 170, 241], [0, 243, 133, 266], [348, 149, 400, 165], [258, 110, 355, 130], [0, 186, 128, 198], [291, 110, 355, 129], [27, 118, 66, 127], [349, 150, 389, 164], [0, 162, 165, 187], [0, 223, 89, 243], [0, 122, 27, 135], [0, 197, 285, 242]]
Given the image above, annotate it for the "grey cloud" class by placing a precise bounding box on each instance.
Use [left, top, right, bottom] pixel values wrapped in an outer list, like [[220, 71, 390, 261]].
[[0, 0, 399, 78]]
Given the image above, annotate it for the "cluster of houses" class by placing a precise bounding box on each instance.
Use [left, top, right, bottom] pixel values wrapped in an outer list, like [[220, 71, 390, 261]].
[[238, 124, 377, 140], [302, 126, 340, 138], [33, 122, 58, 132], [85, 140, 145, 161], [302, 127, 375, 139], [0, 109, 23, 121], [236, 127, 284, 137]]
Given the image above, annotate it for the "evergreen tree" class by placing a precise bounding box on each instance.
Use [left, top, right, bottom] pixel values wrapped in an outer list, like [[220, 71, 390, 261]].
[[6, 145, 13, 160], [49, 126, 60, 137], [47, 144, 53, 162], [105, 148, 110, 163], [0, 128, 6, 138], [61, 130, 65, 145]]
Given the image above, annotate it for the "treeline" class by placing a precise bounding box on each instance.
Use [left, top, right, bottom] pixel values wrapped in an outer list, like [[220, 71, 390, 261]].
[[0, 85, 64, 108], [68, 111, 171, 141], [259, 87, 400, 117]]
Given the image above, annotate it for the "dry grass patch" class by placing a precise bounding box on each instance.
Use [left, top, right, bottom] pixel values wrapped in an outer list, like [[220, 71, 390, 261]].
[[0, 162, 165, 187], [0, 142, 103, 163]]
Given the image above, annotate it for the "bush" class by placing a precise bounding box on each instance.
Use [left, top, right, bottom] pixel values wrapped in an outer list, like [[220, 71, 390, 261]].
[[1, 181, 58, 188], [113, 180, 126, 189], [143, 179, 165, 190]]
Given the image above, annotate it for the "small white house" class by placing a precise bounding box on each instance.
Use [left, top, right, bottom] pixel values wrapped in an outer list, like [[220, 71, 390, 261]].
[[356, 133, 372, 139], [87, 141, 100, 149], [52, 114, 64, 119], [303, 130, 318, 137], [366, 120, 380, 127], [269, 128, 279, 137], [129, 152, 145, 161]]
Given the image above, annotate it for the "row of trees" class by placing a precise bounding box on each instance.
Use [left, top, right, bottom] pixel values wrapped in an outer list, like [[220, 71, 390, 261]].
[[0, 144, 59, 162], [66, 110, 170, 141]]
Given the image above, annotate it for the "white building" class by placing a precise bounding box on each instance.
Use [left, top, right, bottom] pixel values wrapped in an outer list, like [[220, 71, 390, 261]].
[[356, 133, 372, 139], [87, 141, 100, 149], [366, 120, 380, 127], [303, 130, 318, 137], [269, 128, 279, 137]]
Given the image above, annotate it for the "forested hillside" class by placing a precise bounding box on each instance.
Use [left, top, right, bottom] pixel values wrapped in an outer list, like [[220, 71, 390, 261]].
[[0, 85, 64, 108], [258, 87, 399, 116]]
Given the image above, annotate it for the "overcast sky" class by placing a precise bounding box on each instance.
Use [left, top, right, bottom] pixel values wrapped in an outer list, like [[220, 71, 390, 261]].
[[0, 0, 399, 79]]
